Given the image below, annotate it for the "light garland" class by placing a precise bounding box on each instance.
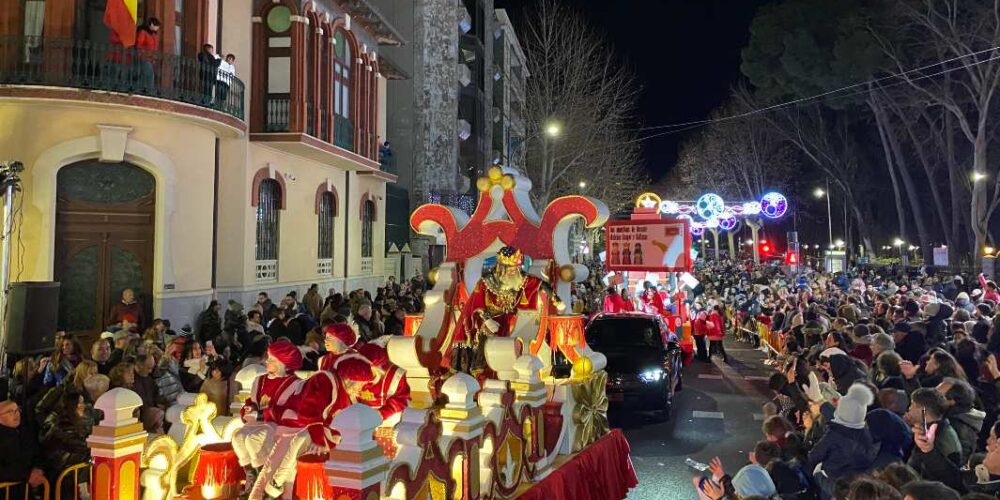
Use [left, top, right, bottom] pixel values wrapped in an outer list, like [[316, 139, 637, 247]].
[[634, 191, 788, 233]]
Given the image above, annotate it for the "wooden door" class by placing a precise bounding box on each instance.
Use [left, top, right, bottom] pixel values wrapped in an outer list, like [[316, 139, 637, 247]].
[[54, 161, 155, 341]]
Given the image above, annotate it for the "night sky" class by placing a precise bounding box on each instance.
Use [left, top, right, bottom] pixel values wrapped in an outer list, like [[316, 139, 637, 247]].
[[494, 0, 769, 181]]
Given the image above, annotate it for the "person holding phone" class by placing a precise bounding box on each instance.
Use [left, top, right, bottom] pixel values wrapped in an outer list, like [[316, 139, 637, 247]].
[[906, 388, 964, 492]]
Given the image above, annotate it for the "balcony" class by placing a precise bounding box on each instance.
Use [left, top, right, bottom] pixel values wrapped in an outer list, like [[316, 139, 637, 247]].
[[0, 36, 246, 130], [255, 259, 277, 283]]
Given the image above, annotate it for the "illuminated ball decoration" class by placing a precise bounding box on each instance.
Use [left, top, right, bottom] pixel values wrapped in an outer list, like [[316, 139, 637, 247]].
[[704, 217, 720, 229], [695, 193, 726, 220], [719, 215, 738, 231], [759, 192, 788, 219], [691, 226, 705, 236]]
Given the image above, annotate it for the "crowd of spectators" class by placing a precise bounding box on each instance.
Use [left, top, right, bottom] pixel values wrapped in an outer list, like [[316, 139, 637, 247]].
[[687, 259, 1000, 500], [0, 276, 424, 499]]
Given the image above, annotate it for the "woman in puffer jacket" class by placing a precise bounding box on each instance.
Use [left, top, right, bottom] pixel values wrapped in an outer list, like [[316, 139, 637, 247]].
[[154, 339, 185, 406]]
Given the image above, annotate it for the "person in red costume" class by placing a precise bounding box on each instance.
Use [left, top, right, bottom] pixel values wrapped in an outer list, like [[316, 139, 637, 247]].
[[232, 339, 305, 498], [357, 342, 411, 422], [318, 324, 374, 383], [451, 246, 564, 375], [603, 287, 626, 313], [639, 281, 666, 316]]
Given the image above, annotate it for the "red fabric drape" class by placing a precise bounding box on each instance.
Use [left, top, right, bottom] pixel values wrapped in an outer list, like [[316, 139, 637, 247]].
[[518, 429, 638, 500]]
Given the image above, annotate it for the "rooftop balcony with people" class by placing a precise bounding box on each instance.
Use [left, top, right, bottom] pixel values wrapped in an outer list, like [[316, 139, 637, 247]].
[[0, 2, 247, 136]]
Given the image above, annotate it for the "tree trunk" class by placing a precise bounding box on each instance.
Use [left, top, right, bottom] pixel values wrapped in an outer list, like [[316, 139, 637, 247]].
[[870, 98, 909, 242], [877, 101, 932, 263], [972, 132, 990, 268], [946, 113, 965, 266]]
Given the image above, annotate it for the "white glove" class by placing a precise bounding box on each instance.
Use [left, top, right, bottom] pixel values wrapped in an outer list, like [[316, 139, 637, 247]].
[[484, 319, 500, 334]]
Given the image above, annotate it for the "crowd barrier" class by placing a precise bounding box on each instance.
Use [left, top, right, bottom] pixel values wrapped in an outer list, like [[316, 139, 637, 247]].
[[0, 460, 88, 500]]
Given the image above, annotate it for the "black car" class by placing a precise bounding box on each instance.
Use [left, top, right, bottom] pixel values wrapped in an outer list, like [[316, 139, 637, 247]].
[[585, 312, 683, 420]]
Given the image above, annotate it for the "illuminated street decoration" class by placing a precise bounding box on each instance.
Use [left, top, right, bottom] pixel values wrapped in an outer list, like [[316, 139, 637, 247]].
[[759, 192, 788, 219], [633, 191, 789, 233]]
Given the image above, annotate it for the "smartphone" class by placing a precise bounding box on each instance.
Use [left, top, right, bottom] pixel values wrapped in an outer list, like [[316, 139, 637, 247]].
[[685, 458, 709, 472], [921, 407, 928, 434]]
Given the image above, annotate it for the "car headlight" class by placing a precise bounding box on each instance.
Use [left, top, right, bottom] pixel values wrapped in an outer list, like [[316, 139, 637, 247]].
[[639, 369, 665, 383]]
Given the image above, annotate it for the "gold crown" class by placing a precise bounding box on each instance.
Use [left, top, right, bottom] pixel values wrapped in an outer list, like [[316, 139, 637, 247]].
[[496, 246, 523, 266]]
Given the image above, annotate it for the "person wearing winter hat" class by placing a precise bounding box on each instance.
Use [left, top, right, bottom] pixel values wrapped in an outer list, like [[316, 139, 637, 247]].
[[956, 291, 975, 313], [906, 387, 964, 491], [807, 383, 877, 498], [232, 339, 305, 496], [317, 323, 374, 399]]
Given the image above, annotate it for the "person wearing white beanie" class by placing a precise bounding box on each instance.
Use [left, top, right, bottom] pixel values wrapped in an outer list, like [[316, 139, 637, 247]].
[[807, 383, 876, 498]]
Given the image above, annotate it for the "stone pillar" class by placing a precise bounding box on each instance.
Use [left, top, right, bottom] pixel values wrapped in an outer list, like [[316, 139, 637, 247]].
[[411, 0, 462, 263], [326, 404, 389, 499], [88, 388, 148, 500], [440, 373, 486, 499]]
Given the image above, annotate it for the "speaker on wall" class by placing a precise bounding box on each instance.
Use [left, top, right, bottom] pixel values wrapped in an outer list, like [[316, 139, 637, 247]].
[[6, 281, 60, 354]]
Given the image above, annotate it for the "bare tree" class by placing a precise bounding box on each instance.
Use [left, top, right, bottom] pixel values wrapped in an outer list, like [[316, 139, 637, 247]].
[[673, 96, 797, 202], [876, 0, 1000, 264], [520, 0, 647, 213]]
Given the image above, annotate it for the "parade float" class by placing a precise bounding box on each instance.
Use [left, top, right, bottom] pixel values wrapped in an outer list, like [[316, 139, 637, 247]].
[[78, 166, 637, 500]]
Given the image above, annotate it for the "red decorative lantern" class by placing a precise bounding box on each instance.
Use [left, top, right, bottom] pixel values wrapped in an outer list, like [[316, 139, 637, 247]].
[[404, 314, 423, 336], [190, 443, 244, 499], [293, 454, 333, 500], [547, 315, 585, 362]]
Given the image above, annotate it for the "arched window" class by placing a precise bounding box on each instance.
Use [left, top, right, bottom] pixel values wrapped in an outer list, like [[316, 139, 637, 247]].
[[333, 29, 353, 150], [318, 192, 335, 260], [256, 179, 281, 262], [361, 199, 375, 258], [264, 4, 293, 131]]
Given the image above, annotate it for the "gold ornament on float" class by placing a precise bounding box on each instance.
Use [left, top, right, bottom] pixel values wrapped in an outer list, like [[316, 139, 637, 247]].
[[571, 370, 610, 452], [571, 356, 593, 378], [558, 264, 576, 282]]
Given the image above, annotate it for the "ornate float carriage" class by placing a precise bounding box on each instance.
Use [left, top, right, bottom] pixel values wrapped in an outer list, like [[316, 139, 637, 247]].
[[83, 166, 635, 500]]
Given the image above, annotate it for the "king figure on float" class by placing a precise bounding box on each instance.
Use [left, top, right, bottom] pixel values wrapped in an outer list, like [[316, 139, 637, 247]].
[[451, 245, 565, 377]]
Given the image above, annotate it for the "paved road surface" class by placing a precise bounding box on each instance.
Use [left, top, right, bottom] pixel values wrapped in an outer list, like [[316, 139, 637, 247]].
[[618, 341, 774, 499]]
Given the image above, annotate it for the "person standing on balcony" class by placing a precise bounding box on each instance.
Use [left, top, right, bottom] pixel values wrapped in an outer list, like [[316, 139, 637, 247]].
[[198, 44, 221, 104], [216, 53, 236, 107], [135, 18, 160, 91]]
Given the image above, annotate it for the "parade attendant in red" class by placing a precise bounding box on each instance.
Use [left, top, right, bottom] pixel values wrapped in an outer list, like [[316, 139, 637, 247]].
[[603, 288, 627, 313], [356, 343, 411, 420], [232, 339, 306, 496], [639, 282, 666, 316]]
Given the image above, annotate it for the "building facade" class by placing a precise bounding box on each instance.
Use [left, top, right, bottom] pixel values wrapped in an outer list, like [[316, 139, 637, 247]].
[[492, 9, 528, 173], [0, 0, 401, 336], [375, 0, 534, 269]]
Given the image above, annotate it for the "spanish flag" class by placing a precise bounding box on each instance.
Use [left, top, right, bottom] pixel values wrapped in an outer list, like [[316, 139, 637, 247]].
[[103, 0, 139, 47]]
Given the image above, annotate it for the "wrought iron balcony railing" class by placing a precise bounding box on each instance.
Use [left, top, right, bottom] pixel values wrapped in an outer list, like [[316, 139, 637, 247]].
[[0, 36, 245, 120]]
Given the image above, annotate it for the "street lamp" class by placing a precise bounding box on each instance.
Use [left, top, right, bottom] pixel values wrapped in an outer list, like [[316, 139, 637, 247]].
[[835, 239, 845, 248], [973, 171, 987, 182], [578, 181, 587, 189], [893, 238, 905, 248], [545, 122, 561, 138], [814, 182, 833, 248]]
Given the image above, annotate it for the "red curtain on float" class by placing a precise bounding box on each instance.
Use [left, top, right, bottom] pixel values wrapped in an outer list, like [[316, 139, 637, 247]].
[[518, 429, 639, 500]]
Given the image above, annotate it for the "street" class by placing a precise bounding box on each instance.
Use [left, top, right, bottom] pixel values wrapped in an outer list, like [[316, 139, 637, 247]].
[[617, 341, 774, 500]]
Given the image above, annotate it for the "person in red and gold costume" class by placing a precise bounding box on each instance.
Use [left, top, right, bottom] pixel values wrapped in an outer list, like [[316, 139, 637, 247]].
[[451, 246, 565, 375], [232, 339, 305, 498], [318, 324, 375, 385], [357, 341, 410, 422]]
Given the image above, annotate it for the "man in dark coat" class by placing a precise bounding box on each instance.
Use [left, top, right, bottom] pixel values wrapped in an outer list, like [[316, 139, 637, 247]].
[[0, 400, 46, 492], [195, 300, 223, 343]]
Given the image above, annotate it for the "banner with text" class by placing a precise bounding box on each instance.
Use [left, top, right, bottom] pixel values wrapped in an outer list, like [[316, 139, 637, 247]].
[[604, 219, 692, 272]]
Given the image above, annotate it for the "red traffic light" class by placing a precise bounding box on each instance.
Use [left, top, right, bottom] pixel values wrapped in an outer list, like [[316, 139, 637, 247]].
[[760, 242, 772, 255], [785, 251, 798, 265]]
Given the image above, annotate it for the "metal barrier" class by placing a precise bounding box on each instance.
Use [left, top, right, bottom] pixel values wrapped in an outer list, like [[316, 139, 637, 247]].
[[54, 463, 88, 500], [0, 478, 50, 500]]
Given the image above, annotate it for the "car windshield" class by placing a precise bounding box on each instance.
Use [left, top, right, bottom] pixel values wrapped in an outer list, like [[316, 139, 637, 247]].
[[585, 318, 662, 349]]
